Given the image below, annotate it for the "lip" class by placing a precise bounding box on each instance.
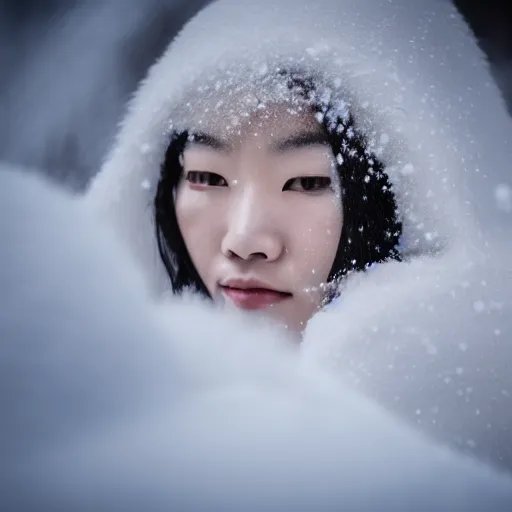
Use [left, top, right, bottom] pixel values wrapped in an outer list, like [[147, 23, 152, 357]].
[[220, 278, 292, 311]]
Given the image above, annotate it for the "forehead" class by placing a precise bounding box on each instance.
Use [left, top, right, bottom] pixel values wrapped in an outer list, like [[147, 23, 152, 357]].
[[187, 102, 325, 151], [242, 103, 321, 134]]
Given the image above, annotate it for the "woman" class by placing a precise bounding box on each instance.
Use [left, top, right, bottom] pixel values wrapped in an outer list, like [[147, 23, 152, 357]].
[[88, 0, 512, 468], [87, 1, 413, 334], [153, 73, 401, 332]]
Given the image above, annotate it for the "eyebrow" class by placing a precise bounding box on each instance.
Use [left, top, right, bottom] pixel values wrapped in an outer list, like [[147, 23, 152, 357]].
[[185, 130, 330, 153], [186, 132, 231, 151], [270, 131, 330, 152]]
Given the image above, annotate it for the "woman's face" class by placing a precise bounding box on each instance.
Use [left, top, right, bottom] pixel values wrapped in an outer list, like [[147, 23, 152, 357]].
[[175, 104, 343, 332]]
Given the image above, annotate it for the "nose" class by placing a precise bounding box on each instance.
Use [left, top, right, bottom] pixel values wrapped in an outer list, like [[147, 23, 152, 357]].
[[221, 188, 285, 262]]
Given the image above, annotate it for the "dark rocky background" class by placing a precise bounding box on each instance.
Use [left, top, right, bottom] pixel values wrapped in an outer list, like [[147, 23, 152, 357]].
[[0, 0, 510, 189]]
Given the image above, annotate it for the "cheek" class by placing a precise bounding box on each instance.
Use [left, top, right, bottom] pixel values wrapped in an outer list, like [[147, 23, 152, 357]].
[[290, 196, 343, 281], [175, 186, 223, 288]]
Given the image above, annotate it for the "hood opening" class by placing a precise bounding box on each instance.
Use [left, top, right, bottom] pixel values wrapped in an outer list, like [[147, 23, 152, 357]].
[[154, 70, 402, 300]]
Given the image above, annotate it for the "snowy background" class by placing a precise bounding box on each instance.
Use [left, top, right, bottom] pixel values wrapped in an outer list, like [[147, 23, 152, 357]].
[[0, 0, 208, 189], [0, 0, 511, 189]]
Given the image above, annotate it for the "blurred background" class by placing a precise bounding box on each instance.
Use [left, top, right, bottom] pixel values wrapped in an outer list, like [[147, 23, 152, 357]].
[[0, 0, 511, 191]]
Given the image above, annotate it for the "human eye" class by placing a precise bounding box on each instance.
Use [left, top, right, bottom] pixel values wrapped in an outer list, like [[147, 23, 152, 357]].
[[283, 176, 332, 193], [185, 171, 228, 187]]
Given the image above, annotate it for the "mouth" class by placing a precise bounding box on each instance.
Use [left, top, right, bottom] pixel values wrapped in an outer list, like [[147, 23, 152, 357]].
[[220, 279, 293, 311]]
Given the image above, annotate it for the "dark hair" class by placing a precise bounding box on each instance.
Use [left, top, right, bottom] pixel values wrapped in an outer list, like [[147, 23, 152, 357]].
[[154, 72, 402, 299]]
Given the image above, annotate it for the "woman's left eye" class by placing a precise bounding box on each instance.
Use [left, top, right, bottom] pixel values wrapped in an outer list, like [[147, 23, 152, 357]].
[[283, 176, 332, 193]]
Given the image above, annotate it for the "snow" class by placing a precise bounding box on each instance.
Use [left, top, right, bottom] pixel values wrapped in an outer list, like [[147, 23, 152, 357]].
[[495, 184, 512, 213], [2, 163, 512, 510]]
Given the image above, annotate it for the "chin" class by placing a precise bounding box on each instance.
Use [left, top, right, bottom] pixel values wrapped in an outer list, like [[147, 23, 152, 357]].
[[264, 301, 317, 335], [218, 288, 320, 334]]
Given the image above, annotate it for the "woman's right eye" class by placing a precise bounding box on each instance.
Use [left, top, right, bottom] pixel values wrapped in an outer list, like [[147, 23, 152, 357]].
[[185, 171, 227, 187]]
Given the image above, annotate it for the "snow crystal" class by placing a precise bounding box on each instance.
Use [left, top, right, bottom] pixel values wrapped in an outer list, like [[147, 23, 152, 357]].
[[495, 184, 512, 213], [473, 300, 486, 313], [424, 341, 438, 356], [401, 163, 415, 175], [139, 143, 152, 155], [315, 112, 325, 123]]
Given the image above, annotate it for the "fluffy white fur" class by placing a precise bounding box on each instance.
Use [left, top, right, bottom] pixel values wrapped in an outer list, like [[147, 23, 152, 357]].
[[2, 164, 512, 510]]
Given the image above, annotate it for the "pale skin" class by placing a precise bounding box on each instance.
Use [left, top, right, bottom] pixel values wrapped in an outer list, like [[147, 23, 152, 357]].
[[175, 104, 343, 333]]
